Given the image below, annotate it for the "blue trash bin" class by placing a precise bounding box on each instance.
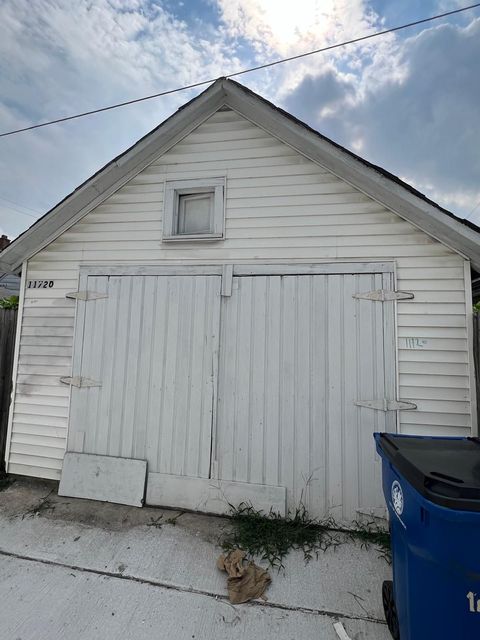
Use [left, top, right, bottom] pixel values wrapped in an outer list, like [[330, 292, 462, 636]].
[[374, 433, 480, 640]]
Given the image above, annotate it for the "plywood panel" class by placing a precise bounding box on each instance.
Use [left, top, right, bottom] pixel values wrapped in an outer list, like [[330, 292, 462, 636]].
[[146, 472, 286, 515], [58, 452, 147, 507]]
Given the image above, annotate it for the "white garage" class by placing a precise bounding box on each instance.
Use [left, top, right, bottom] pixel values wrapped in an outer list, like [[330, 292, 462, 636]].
[[2, 78, 480, 523]]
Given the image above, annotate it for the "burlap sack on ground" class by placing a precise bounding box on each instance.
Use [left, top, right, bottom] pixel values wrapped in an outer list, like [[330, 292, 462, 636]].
[[217, 550, 271, 604]]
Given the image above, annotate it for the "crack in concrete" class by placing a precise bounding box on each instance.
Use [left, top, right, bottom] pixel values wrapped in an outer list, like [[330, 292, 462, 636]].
[[0, 547, 386, 626]]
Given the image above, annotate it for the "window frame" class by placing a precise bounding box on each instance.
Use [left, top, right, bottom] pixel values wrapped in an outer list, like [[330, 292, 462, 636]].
[[162, 177, 225, 241]]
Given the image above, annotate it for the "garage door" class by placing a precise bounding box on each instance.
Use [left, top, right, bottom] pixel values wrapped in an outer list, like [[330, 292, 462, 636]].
[[63, 266, 396, 520], [67, 274, 221, 479], [215, 272, 396, 521]]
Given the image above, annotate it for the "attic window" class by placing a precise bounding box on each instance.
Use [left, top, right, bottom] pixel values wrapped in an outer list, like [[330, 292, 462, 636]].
[[163, 178, 225, 241]]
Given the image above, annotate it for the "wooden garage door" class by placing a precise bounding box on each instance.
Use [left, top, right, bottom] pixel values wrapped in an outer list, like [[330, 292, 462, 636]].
[[214, 272, 396, 522], [67, 274, 221, 479]]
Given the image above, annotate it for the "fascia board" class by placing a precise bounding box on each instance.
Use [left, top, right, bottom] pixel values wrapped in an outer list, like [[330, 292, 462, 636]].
[[224, 82, 480, 270], [1, 82, 227, 271]]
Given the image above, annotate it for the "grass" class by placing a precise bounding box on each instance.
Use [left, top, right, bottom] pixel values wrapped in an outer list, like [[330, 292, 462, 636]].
[[219, 502, 391, 569], [344, 519, 391, 562]]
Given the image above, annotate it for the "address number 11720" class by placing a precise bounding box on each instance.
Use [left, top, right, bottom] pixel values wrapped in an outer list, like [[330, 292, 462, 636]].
[[27, 280, 54, 289]]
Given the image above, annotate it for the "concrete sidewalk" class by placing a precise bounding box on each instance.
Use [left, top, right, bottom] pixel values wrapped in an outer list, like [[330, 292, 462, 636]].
[[0, 478, 392, 639]]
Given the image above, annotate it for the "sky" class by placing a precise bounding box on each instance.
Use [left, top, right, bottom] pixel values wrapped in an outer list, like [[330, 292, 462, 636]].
[[0, 0, 479, 240]]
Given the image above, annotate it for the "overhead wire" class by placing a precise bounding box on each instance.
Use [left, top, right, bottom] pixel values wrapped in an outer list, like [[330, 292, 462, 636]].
[[466, 199, 480, 220], [0, 2, 479, 139], [0, 196, 41, 217]]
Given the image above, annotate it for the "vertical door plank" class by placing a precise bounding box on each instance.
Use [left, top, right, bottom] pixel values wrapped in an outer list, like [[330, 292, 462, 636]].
[[147, 277, 169, 471], [120, 277, 145, 459], [249, 276, 267, 485], [96, 276, 120, 456], [202, 277, 221, 478], [108, 276, 133, 457], [233, 277, 253, 482], [309, 275, 327, 516], [184, 276, 206, 477], [326, 275, 344, 520], [279, 276, 296, 507], [263, 276, 281, 487], [342, 273, 360, 519], [159, 277, 180, 474], [216, 279, 239, 481], [133, 276, 157, 460], [293, 275, 312, 507], [171, 277, 194, 475]]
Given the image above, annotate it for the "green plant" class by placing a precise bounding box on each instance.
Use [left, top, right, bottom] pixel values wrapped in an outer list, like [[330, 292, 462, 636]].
[[0, 295, 19, 309], [473, 301, 480, 314], [345, 519, 391, 562], [219, 502, 391, 569], [220, 502, 341, 568]]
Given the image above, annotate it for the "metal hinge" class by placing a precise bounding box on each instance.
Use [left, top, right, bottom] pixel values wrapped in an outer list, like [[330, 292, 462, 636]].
[[60, 376, 102, 388], [353, 289, 414, 302], [66, 291, 108, 301], [355, 399, 417, 411]]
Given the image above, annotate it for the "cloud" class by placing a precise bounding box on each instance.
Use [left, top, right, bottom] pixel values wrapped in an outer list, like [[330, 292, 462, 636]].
[[215, 0, 379, 55], [213, 0, 402, 98], [282, 17, 480, 218], [0, 0, 241, 238], [0, 0, 479, 241]]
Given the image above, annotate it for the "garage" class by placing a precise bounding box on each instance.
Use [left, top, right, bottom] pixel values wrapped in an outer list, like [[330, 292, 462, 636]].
[[62, 263, 396, 521], [2, 78, 479, 524]]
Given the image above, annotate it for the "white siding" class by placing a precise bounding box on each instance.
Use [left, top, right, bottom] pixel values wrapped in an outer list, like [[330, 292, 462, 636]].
[[6, 109, 472, 479]]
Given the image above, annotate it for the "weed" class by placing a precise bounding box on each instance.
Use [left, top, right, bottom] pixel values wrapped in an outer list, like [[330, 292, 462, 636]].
[[342, 519, 391, 562], [165, 511, 185, 526], [219, 502, 391, 569], [0, 296, 19, 310], [22, 489, 56, 519], [219, 502, 341, 569], [147, 515, 164, 529]]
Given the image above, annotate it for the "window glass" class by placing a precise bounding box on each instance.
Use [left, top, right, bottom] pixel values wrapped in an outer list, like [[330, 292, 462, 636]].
[[177, 193, 213, 235]]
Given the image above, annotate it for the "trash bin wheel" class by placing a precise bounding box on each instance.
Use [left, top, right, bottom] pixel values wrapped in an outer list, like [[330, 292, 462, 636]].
[[382, 580, 400, 640]]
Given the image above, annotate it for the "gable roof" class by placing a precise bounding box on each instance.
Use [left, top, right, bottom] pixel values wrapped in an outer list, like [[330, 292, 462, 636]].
[[2, 77, 480, 271]]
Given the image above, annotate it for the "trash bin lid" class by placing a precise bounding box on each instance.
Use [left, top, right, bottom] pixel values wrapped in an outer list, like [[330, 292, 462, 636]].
[[376, 434, 480, 511]]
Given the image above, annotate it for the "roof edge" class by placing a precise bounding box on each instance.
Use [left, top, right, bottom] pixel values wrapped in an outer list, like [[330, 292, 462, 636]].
[[0, 78, 229, 271], [221, 79, 480, 269], [2, 76, 480, 270]]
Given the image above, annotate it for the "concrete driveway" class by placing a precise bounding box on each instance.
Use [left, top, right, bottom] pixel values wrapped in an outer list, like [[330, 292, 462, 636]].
[[0, 478, 392, 639]]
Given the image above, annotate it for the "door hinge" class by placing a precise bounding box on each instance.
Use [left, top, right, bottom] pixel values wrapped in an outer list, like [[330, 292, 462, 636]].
[[353, 289, 414, 302], [60, 376, 102, 388], [355, 399, 417, 411], [66, 291, 108, 301]]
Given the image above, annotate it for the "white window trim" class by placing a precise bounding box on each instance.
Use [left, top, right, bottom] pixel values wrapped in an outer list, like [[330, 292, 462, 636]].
[[163, 177, 225, 241]]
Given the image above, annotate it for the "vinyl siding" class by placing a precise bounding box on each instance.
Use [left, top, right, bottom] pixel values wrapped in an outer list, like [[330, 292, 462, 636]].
[[6, 108, 472, 479]]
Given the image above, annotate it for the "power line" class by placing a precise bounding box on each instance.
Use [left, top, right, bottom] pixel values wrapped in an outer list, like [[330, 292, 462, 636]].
[[0, 206, 38, 219], [0, 205, 39, 219], [466, 198, 480, 220], [0, 195, 41, 215], [0, 2, 479, 139]]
